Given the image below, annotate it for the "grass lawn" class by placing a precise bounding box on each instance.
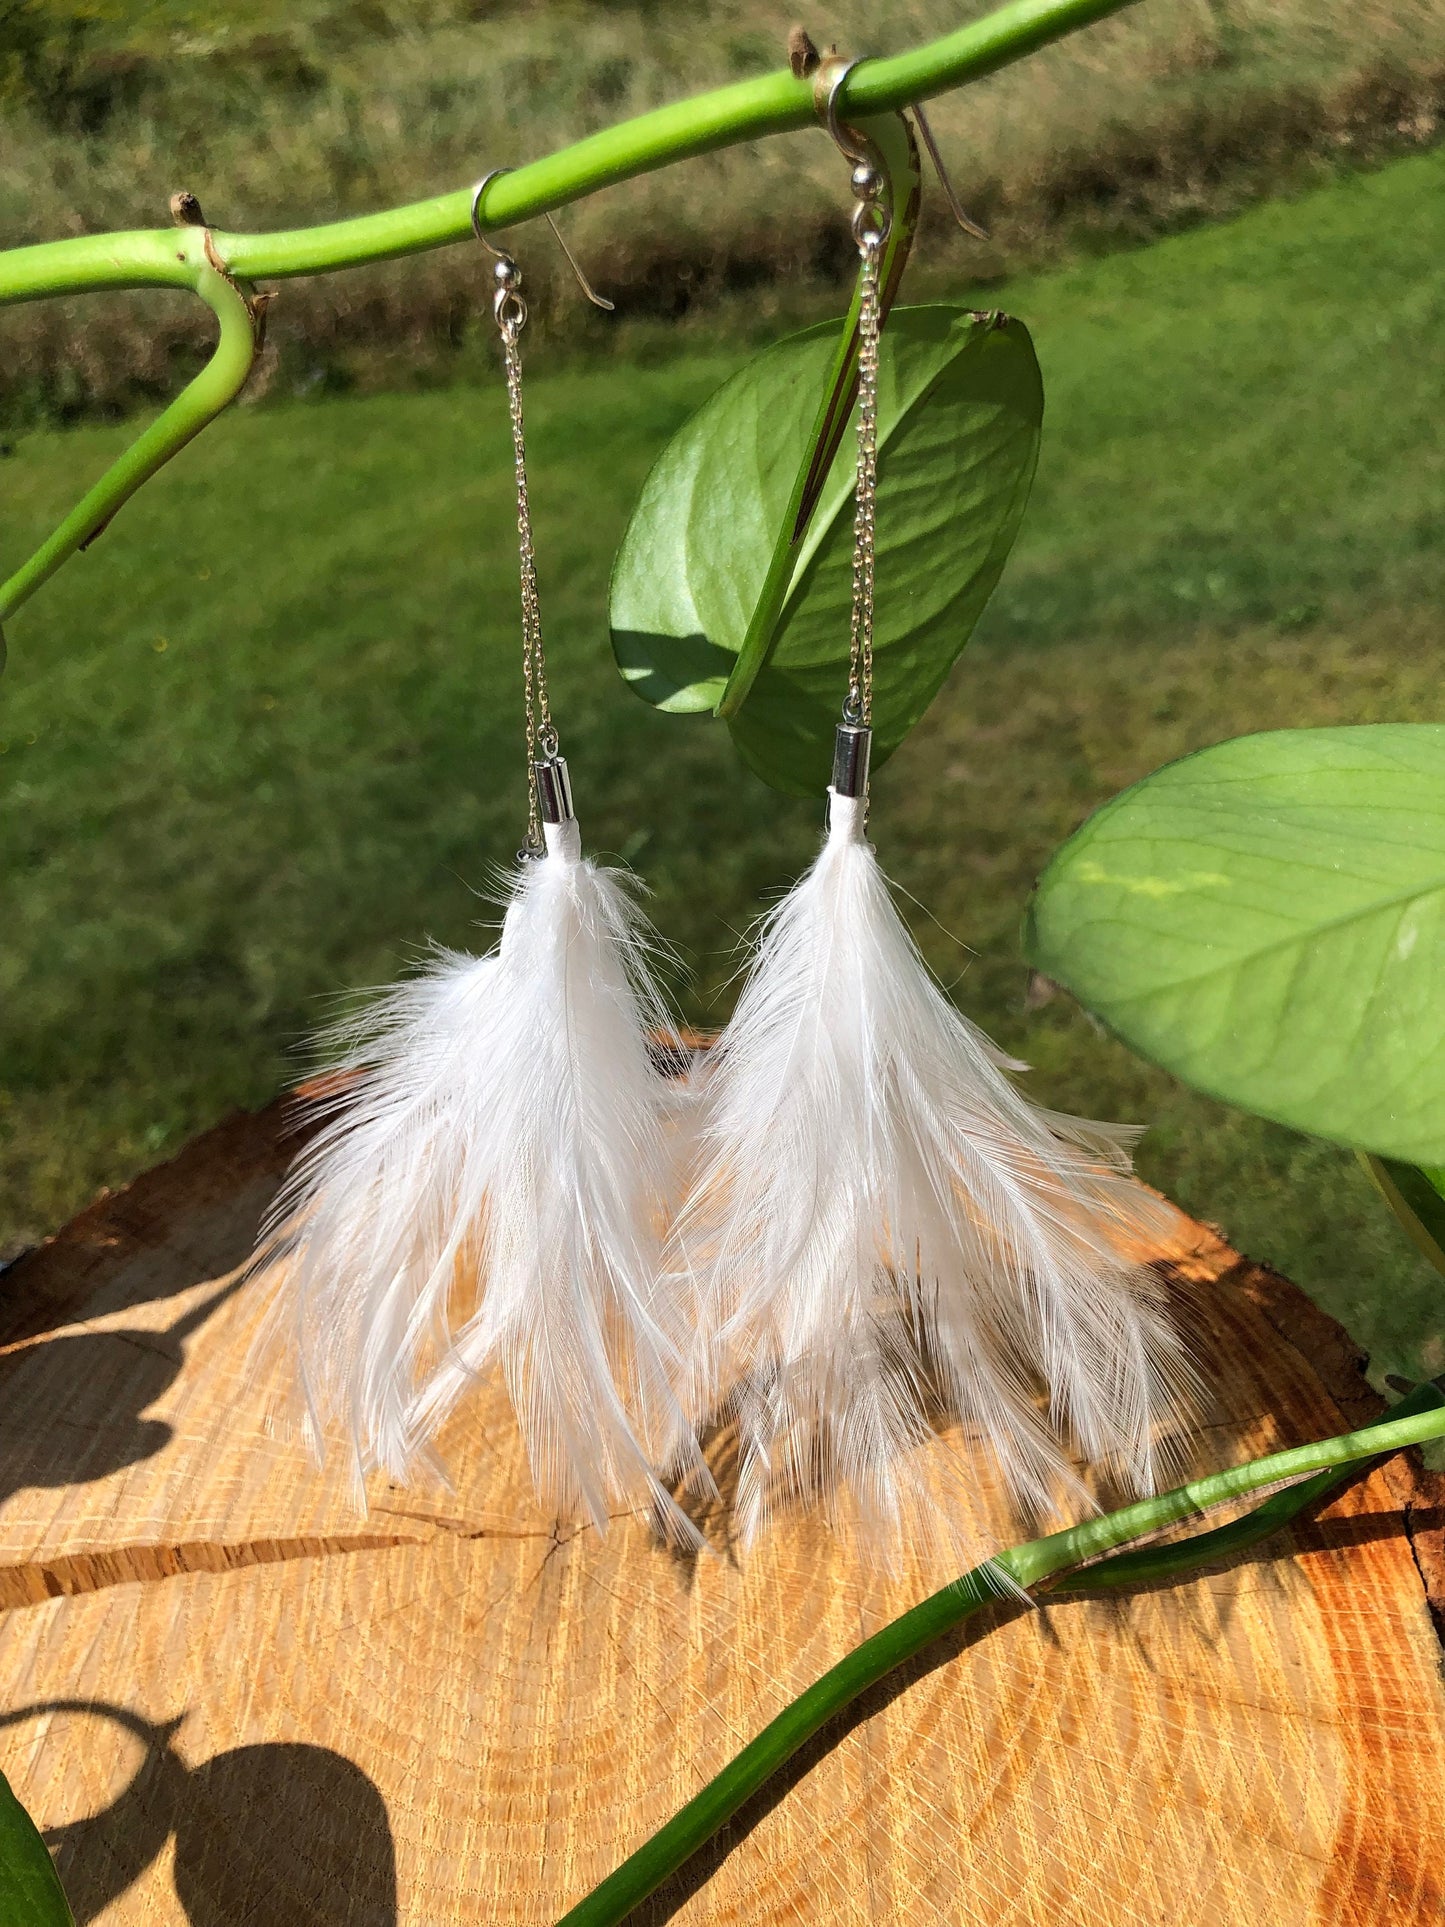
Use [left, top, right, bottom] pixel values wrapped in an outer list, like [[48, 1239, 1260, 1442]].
[[2, 147, 1442, 1397]]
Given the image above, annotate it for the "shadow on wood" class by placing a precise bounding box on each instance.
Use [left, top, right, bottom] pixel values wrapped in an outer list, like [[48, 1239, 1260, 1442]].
[[10, 1702, 395, 1924], [0, 1281, 246, 1510]]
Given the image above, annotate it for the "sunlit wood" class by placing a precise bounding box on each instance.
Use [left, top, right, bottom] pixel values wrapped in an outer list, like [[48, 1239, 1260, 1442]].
[[0, 1096, 1441, 1924]]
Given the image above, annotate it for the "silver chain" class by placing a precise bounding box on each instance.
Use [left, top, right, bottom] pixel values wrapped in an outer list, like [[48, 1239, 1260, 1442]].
[[846, 225, 883, 729], [497, 284, 557, 854]]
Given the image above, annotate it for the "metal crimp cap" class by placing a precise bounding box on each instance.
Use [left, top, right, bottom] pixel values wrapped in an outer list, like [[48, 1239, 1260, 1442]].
[[534, 753, 575, 825], [831, 724, 872, 799]]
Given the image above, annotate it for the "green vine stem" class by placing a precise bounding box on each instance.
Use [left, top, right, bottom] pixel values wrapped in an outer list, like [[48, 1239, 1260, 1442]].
[[0, 247, 262, 645], [0, 0, 1140, 635], [557, 1383, 1445, 1926]]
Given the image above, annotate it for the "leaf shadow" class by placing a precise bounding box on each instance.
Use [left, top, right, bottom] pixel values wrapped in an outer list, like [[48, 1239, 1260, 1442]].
[[3, 1701, 396, 1926], [0, 1276, 245, 1507]]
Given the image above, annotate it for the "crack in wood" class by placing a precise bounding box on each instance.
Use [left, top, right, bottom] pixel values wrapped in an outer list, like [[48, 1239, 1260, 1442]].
[[0, 1532, 416, 1611], [372, 1500, 629, 1542]]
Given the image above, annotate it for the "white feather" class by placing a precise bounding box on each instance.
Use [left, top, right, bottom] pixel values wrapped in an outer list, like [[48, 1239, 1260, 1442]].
[[256, 817, 703, 1542], [677, 791, 1194, 1546]]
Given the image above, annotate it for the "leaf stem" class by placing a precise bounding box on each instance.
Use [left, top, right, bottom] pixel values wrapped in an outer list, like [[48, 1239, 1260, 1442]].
[[556, 1386, 1445, 1925]]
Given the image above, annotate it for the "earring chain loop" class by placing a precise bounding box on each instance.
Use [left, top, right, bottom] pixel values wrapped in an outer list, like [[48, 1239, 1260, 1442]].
[[846, 225, 881, 730], [815, 60, 888, 734], [473, 170, 556, 853], [501, 317, 557, 852]]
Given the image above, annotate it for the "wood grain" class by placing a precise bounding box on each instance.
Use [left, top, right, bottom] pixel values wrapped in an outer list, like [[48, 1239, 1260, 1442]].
[[0, 1096, 1442, 1926]]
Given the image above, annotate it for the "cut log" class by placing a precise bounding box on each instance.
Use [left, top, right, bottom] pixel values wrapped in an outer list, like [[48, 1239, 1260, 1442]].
[[0, 1097, 1442, 1926]]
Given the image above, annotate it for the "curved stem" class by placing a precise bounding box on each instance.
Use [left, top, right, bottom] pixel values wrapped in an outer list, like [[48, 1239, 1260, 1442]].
[[557, 1387, 1445, 1925], [0, 0, 1139, 305], [0, 245, 260, 632]]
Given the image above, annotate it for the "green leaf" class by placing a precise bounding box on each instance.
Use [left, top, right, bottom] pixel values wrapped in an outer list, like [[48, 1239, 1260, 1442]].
[[1025, 724, 1445, 1165], [1362, 1154, 1445, 1276], [0, 1768, 74, 1926], [610, 305, 1041, 796]]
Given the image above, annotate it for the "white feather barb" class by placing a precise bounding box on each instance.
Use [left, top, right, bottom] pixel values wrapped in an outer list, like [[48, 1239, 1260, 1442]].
[[677, 791, 1196, 1547], [254, 817, 704, 1544]]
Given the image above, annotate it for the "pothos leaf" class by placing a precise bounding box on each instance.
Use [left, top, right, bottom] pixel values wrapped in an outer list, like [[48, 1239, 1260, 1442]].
[[610, 305, 1042, 797], [1025, 724, 1445, 1165], [0, 1768, 74, 1926]]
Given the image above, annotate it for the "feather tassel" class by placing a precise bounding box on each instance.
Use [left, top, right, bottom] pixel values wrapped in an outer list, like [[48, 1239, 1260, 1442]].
[[678, 790, 1194, 1547], [256, 815, 703, 1543]]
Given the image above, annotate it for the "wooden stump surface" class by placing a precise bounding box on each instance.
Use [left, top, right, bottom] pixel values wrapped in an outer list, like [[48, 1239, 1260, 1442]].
[[1, 1096, 1444, 1926]]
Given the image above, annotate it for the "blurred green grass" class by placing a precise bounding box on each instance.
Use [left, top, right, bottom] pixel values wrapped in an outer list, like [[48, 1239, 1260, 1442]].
[[1, 147, 1442, 1396]]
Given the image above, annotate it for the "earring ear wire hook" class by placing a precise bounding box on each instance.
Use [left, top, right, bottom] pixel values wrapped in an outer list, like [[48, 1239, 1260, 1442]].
[[815, 63, 989, 245], [817, 57, 892, 249], [470, 169, 615, 311], [909, 101, 990, 242], [542, 212, 615, 312], [818, 56, 871, 166]]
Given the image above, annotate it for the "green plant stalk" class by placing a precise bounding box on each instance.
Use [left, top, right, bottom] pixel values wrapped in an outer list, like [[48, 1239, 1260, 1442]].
[[557, 1387, 1445, 1926], [1046, 1376, 1443, 1591], [0, 0, 1139, 300], [0, 253, 259, 638], [0, 0, 1140, 631]]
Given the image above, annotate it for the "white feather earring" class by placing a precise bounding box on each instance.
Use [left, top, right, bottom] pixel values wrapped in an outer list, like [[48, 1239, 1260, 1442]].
[[255, 177, 702, 1543], [679, 77, 1194, 1547]]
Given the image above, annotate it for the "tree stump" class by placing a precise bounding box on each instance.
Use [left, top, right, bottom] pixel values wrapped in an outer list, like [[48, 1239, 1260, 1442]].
[[0, 1096, 1442, 1926]]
